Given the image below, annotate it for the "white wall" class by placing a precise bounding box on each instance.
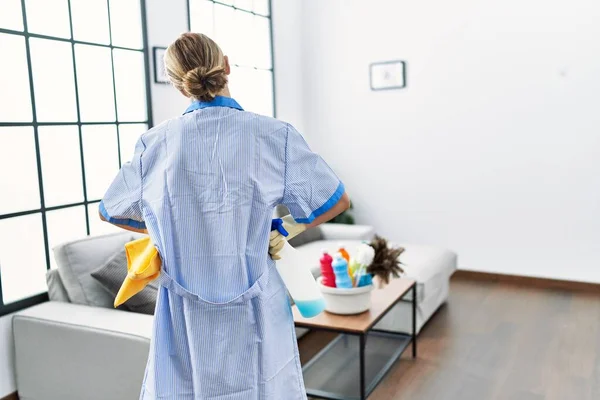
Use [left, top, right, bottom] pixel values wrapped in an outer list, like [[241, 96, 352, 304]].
[[0, 314, 16, 397], [271, 0, 305, 131], [298, 0, 600, 283], [145, 0, 190, 125]]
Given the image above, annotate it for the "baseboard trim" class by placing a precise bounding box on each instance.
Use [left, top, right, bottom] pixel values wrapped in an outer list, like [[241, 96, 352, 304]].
[[0, 392, 18, 400], [453, 270, 600, 293]]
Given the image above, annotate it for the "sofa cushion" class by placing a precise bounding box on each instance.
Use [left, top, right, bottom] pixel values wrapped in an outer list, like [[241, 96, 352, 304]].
[[288, 226, 323, 248], [54, 232, 144, 308], [399, 244, 457, 300], [375, 244, 457, 334], [46, 269, 70, 302], [398, 244, 457, 281], [319, 224, 375, 241], [91, 248, 158, 315]]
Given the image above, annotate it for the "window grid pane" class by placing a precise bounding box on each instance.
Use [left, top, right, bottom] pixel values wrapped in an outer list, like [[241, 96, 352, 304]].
[[109, 0, 143, 49], [0, 0, 24, 31], [75, 44, 116, 122], [82, 124, 120, 201], [0, 213, 47, 305], [29, 38, 78, 122], [70, 0, 110, 45], [0, 34, 32, 122], [25, 0, 72, 39], [213, 4, 237, 65], [38, 126, 84, 207], [113, 49, 148, 122], [253, 15, 272, 69], [0, 0, 152, 312], [189, 0, 214, 37], [0, 127, 40, 215]]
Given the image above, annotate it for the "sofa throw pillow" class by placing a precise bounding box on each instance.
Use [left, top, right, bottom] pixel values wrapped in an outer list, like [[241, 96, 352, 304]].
[[91, 248, 158, 315], [54, 232, 139, 308]]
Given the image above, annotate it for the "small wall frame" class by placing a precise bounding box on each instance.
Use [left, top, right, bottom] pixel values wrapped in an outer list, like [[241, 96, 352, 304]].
[[153, 47, 169, 84], [370, 60, 407, 91]]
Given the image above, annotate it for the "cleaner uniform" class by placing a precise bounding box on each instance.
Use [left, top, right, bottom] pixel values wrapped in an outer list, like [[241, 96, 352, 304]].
[[100, 96, 344, 399]]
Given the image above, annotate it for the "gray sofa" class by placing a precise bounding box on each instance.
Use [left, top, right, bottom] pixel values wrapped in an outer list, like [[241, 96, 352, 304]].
[[12, 224, 457, 400]]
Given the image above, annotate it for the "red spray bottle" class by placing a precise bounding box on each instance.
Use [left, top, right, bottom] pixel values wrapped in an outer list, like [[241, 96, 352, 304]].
[[320, 250, 336, 287]]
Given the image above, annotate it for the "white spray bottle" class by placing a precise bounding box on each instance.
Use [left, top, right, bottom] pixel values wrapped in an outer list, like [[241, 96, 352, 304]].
[[272, 221, 325, 318]]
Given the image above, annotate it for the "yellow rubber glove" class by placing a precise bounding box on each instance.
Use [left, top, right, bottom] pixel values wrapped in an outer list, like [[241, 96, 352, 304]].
[[114, 236, 162, 308], [269, 214, 306, 260]]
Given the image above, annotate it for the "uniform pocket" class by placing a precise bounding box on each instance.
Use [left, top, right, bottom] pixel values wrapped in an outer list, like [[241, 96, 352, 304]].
[[182, 296, 259, 399], [260, 358, 306, 400]]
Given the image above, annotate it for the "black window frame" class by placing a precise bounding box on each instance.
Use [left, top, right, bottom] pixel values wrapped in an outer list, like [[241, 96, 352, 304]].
[[0, 0, 154, 317], [186, 0, 277, 117]]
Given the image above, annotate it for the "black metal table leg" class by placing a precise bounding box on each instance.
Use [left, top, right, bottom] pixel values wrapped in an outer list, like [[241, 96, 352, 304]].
[[359, 333, 366, 400], [412, 284, 417, 358]]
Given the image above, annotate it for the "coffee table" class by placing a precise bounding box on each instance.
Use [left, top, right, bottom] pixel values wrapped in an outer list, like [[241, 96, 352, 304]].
[[293, 279, 417, 400]]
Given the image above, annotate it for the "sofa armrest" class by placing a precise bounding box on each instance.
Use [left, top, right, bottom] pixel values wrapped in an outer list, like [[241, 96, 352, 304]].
[[13, 302, 152, 400], [320, 223, 375, 241]]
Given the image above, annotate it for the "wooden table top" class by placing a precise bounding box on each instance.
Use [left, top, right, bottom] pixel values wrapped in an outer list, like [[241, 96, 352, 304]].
[[293, 278, 416, 334]]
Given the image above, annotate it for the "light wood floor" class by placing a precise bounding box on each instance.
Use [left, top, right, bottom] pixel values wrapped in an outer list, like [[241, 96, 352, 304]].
[[299, 276, 600, 400]]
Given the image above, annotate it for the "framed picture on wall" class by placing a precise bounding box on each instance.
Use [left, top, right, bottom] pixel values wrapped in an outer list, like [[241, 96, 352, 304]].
[[153, 47, 169, 84], [370, 60, 407, 91]]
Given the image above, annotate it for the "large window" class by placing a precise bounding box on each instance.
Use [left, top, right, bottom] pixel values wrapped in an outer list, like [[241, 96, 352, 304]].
[[0, 0, 152, 316], [188, 0, 275, 117]]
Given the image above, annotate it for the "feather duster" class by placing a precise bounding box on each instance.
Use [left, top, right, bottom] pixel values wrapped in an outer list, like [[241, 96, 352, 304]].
[[366, 235, 405, 284]]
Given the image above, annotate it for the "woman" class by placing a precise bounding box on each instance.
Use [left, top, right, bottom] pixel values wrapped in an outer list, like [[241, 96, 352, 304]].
[[99, 32, 349, 399]]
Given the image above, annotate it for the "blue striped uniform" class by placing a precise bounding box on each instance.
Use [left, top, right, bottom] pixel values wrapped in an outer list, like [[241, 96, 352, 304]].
[[100, 96, 344, 399]]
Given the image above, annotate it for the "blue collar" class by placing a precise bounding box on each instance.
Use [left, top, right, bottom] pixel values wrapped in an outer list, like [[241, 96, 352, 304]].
[[183, 96, 244, 115]]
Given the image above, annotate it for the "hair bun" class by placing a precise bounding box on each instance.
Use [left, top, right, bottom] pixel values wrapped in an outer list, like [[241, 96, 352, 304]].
[[182, 65, 227, 101]]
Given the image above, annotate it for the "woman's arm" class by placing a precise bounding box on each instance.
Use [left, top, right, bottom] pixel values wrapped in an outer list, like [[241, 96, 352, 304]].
[[306, 192, 351, 229], [99, 212, 148, 234]]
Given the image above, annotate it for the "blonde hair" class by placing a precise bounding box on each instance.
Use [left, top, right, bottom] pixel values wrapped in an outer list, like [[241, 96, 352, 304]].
[[164, 33, 228, 102]]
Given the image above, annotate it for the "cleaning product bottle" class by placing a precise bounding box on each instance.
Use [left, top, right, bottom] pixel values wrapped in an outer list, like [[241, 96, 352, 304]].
[[338, 243, 352, 285], [354, 243, 375, 287], [275, 241, 326, 318], [332, 253, 353, 289], [338, 244, 350, 262], [319, 250, 336, 288]]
